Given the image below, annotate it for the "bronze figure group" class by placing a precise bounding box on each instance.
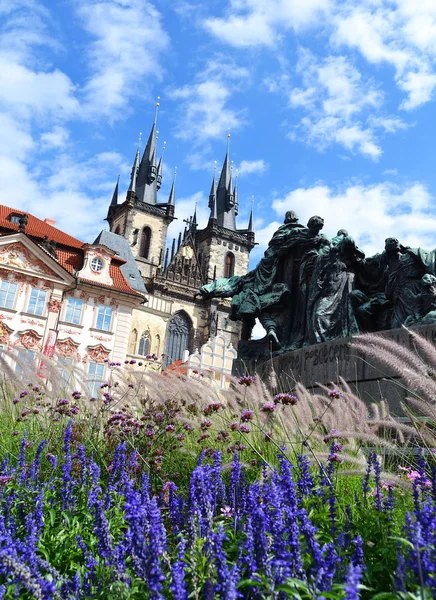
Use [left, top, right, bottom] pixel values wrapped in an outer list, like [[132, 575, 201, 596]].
[[198, 211, 436, 353]]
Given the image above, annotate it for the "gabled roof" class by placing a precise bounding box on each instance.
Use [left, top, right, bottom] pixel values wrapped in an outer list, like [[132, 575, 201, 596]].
[[0, 206, 84, 248], [0, 205, 144, 299], [93, 230, 147, 295]]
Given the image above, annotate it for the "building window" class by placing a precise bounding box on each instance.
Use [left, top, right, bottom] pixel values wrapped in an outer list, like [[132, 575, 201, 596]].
[[88, 362, 105, 396], [8, 214, 21, 224], [138, 332, 150, 356], [15, 349, 35, 374], [0, 280, 17, 310], [224, 252, 235, 278], [91, 257, 104, 272], [163, 312, 191, 368], [114, 225, 121, 235], [96, 305, 113, 331], [128, 328, 138, 354], [65, 297, 83, 325], [58, 357, 74, 387], [140, 227, 152, 259], [27, 287, 47, 316]]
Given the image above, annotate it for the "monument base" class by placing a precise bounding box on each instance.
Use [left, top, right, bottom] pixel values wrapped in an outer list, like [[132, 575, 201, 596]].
[[233, 324, 436, 416]]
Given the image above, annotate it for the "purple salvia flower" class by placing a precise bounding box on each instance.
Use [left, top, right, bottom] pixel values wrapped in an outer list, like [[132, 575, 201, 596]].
[[61, 420, 75, 510], [213, 526, 229, 594], [212, 451, 226, 511], [29, 440, 47, 485], [394, 552, 407, 592], [297, 454, 313, 498], [372, 452, 383, 512], [17, 431, 28, 483], [170, 537, 188, 599], [144, 497, 166, 599], [351, 535, 364, 568], [344, 562, 363, 600], [362, 451, 373, 500]]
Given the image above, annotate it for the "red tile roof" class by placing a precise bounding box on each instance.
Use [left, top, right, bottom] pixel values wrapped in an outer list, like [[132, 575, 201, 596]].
[[0, 205, 84, 248], [0, 205, 143, 298]]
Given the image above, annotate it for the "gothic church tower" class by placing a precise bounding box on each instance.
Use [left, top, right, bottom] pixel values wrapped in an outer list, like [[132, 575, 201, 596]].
[[106, 101, 174, 280]]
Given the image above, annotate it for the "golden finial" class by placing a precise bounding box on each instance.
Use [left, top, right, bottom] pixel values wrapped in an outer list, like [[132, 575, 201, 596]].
[[227, 129, 231, 154], [154, 96, 160, 123], [235, 168, 239, 179]]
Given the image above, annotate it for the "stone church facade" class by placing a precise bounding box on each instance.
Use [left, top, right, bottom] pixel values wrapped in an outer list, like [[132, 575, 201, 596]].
[[106, 107, 255, 369]]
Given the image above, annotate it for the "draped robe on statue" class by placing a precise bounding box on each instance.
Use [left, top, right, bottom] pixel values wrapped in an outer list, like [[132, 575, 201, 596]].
[[385, 248, 436, 328]]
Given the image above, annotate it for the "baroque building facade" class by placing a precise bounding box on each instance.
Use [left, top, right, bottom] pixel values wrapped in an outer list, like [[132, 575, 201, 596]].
[[106, 108, 255, 369], [0, 207, 145, 391]]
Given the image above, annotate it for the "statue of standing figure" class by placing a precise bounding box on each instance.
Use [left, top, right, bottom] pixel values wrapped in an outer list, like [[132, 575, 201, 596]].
[[197, 212, 436, 356]]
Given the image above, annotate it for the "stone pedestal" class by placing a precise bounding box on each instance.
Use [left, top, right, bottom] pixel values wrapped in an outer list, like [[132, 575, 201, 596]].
[[233, 324, 436, 416]]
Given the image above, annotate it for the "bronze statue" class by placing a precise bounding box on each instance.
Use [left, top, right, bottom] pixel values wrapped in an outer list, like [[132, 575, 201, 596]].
[[197, 213, 436, 358]]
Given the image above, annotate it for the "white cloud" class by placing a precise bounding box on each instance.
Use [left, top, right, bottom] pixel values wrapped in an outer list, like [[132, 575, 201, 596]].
[[77, 0, 169, 118], [0, 57, 78, 119], [40, 126, 70, 150], [169, 58, 249, 143], [204, 0, 330, 48], [288, 52, 388, 159], [238, 159, 267, 176], [332, 3, 436, 111], [206, 1, 436, 112]]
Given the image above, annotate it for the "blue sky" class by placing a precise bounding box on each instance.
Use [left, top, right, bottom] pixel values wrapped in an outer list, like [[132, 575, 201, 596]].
[[2, 0, 436, 269]]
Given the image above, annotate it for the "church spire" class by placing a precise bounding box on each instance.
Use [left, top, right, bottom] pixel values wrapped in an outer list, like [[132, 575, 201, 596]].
[[110, 174, 119, 207], [191, 202, 198, 233], [166, 168, 176, 218], [208, 160, 217, 210], [135, 98, 160, 205], [127, 146, 140, 199], [156, 140, 166, 190], [233, 169, 239, 216], [247, 198, 254, 233], [215, 132, 236, 230]]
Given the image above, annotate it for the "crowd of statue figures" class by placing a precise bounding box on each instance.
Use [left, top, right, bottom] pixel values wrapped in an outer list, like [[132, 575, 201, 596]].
[[198, 211, 436, 352]]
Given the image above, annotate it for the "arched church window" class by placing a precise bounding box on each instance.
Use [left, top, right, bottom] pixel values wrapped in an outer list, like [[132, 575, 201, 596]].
[[114, 225, 121, 235], [128, 328, 138, 354], [224, 252, 235, 278], [163, 312, 191, 368], [140, 227, 152, 259], [138, 332, 150, 356]]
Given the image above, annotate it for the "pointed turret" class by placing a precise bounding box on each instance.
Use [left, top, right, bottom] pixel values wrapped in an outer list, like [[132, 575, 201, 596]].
[[110, 174, 119, 207], [215, 133, 237, 230], [247, 207, 254, 233], [233, 169, 239, 216], [166, 168, 176, 219], [136, 99, 159, 204], [208, 161, 217, 209], [106, 174, 119, 221], [127, 149, 140, 202], [156, 141, 166, 190], [191, 203, 198, 233]]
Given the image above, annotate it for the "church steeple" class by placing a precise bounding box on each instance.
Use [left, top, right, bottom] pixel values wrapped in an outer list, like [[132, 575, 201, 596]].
[[215, 133, 237, 230], [166, 168, 176, 219], [127, 147, 140, 201], [135, 99, 159, 205], [156, 141, 166, 191], [110, 174, 119, 207], [106, 174, 119, 221]]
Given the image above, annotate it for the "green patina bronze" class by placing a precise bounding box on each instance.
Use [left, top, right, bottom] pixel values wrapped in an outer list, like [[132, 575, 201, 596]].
[[198, 212, 436, 361]]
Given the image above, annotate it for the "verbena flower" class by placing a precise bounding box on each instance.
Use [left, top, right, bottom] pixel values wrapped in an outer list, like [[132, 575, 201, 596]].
[[238, 375, 255, 386]]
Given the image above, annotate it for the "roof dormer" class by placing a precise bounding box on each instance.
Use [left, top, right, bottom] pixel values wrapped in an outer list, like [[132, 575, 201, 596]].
[[76, 244, 115, 286]]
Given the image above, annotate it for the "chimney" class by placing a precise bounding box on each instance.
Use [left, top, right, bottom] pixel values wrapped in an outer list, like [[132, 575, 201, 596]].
[[44, 218, 56, 226]]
